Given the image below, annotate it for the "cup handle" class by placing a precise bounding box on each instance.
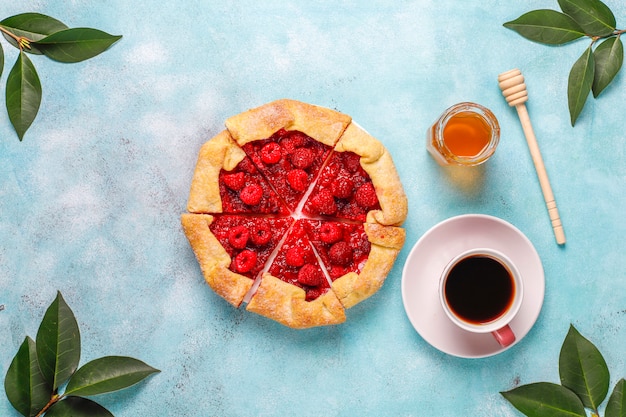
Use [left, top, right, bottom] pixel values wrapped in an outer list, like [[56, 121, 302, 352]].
[[492, 325, 516, 347]]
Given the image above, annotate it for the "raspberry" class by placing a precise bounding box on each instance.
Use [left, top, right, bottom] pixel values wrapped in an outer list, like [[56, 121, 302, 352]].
[[232, 249, 257, 273], [250, 222, 271, 246], [239, 184, 263, 206], [281, 131, 307, 153], [329, 241, 352, 266], [329, 265, 348, 279], [290, 147, 314, 169], [222, 172, 245, 191], [237, 157, 257, 174], [287, 169, 308, 192], [273, 128, 289, 138], [305, 287, 326, 301], [285, 247, 305, 267], [311, 189, 337, 215], [261, 142, 282, 165], [355, 182, 378, 208], [297, 263, 324, 286], [228, 225, 249, 249], [331, 172, 354, 199], [319, 222, 342, 243], [343, 152, 362, 172]]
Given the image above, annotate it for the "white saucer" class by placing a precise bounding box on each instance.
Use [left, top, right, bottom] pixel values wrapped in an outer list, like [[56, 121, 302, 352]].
[[401, 214, 545, 358]]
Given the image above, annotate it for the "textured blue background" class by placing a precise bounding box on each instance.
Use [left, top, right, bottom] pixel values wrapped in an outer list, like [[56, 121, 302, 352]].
[[1, 1, 625, 416]]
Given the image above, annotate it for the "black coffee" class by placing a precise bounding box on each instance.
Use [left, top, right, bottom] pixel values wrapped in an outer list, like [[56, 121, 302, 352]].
[[444, 254, 514, 324]]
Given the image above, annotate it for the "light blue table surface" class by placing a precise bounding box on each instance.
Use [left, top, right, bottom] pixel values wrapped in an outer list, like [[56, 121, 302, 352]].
[[1, 1, 625, 416]]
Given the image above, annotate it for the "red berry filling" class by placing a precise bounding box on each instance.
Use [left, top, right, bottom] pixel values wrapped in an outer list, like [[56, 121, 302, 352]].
[[268, 220, 330, 301], [241, 129, 333, 211], [218, 156, 289, 215], [302, 150, 381, 222], [302, 219, 370, 281], [213, 132, 382, 303], [209, 215, 292, 279]]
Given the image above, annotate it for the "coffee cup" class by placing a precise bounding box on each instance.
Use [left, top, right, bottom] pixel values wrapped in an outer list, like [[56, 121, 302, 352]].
[[439, 248, 523, 347]]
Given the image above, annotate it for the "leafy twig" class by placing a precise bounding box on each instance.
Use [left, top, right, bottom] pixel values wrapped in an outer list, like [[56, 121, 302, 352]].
[[0, 12, 122, 140], [501, 325, 626, 417], [504, 0, 624, 126], [4, 292, 159, 417]]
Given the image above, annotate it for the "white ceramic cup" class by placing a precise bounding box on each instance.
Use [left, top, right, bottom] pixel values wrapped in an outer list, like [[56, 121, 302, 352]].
[[439, 248, 523, 347]]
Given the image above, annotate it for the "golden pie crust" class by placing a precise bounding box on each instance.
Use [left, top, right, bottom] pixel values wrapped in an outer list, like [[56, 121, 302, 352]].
[[181, 213, 254, 307], [225, 98, 352, 148], [334, 122, 408, 227], [186, 130, 246, 214], [182, 99, 408, 329]]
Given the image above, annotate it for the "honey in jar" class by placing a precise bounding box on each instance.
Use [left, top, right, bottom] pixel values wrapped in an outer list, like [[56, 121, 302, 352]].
[[427, 102, 500, 166]]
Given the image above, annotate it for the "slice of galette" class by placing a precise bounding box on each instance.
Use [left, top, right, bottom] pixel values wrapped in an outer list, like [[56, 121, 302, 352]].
[[186, 130, 289, 215], [181, 213, 292, 307], [246, 220, 346, 329], [303, 122, 407, 226], [224, 99, 352, 211], [302, 219, 406, 308], [331, 222, 406, 309]]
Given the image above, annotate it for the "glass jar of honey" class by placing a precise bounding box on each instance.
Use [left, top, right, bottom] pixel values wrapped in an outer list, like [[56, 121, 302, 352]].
[[426, 102, 500, 166]]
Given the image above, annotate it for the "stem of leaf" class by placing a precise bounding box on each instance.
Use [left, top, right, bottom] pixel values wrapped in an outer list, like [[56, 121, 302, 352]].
[[589, 29, 624, 47], [35, 393, 64, 417], [0, 25, 32, 50]]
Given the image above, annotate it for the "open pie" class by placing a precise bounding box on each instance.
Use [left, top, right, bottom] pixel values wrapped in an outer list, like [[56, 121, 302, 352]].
[[181, 99, 408, 328]]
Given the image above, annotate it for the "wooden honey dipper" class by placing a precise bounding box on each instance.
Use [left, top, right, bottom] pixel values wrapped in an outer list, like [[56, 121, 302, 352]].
[[498, 69, 566, 245]]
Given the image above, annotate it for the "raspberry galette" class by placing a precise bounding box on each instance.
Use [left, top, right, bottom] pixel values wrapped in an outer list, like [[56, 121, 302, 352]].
[[181, 99, 407, 328]]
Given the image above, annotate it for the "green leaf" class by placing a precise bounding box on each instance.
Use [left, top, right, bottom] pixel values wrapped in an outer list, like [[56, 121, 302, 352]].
[[6, 51, 42, 141], [0, 43, 4, 78], [559, 325, 610, 411], [45, 396, 114, 417], [0, 13, 68, 55], [606, 379, 626, 417], [65, 356, 160, 397], [4, 337, 51, 417], [501, 382, 587, 417], [558, 0, 616, 37], [35, 292, 81, 390], [35, 28, 122, 63], [503, 9, 586, 45], [568, 45, 595, 126], [592, 36, 623, 97]]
